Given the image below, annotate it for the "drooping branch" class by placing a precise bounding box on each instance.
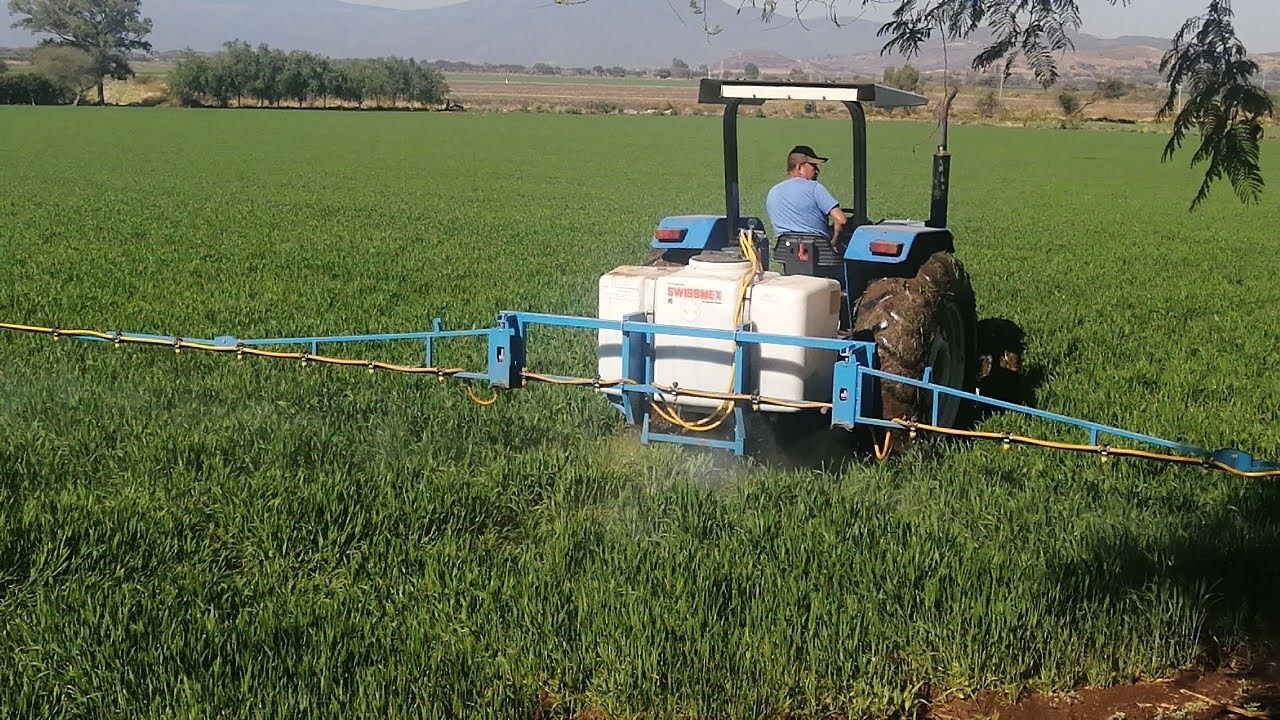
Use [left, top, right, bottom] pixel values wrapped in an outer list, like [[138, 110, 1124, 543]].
[[1158, 0, 1273, 208]]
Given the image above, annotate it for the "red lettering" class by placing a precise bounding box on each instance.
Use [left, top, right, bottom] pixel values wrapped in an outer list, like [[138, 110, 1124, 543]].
[[667, 286, 723, 303]]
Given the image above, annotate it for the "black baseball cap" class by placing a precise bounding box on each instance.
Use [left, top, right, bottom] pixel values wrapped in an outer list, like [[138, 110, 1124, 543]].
[[789, 145, 828, 163]]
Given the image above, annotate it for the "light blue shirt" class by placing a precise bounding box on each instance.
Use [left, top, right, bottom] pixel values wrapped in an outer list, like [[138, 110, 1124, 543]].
[[765, 177, 840, 237]]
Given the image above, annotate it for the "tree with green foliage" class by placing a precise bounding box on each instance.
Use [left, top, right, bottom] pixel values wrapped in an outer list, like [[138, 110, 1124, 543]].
[[1057, 89, 1081, 118], [333, 60, 365, 107], [976, 89, 1000, 119], [165, 50, 205, 106], [408, 62, 447, 108], [743, 62, 759, 80], [0, 59, 8, 74], [1096, 77, 1130, 100], [166, 44, 445, 110], [280, 50, 317, 108], [358, 59, 396, 106], [250, 44, 286, 107], [311, 55, 340, 108], [220, 40, 256, 107], [558, 0, 1273, 208], [30, 45, 97, 104], [7, 0, 152, 106], [0, 70, 71, 104], [882, 64, 920, 92]]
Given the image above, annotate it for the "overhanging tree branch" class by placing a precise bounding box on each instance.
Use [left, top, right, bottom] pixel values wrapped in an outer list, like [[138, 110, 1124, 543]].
[[1157, 0, 1272, 208]]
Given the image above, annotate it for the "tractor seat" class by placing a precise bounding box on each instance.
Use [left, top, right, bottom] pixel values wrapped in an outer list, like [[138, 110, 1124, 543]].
[[773, 233, 843, 280]]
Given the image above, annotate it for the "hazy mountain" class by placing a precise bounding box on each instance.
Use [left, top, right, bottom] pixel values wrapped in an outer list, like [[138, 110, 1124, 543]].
[[2, 0, 1182, 75]]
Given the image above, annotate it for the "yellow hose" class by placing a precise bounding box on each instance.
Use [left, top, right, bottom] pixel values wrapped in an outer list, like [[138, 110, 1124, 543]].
[[651, 229, 763, 433], [893, 419, 1280, 479]]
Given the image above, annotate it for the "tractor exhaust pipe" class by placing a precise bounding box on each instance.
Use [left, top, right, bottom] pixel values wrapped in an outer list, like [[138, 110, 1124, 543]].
[[927, 87, 958, 229]]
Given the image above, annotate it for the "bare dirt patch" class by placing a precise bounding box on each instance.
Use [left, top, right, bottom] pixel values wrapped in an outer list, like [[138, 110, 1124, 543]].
[[930, 658, 1280, 720], [448, 77, 703, 114]]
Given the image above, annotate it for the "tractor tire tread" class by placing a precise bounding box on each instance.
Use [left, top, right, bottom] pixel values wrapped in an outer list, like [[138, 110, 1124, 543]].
[[851, 251, 977, 432]]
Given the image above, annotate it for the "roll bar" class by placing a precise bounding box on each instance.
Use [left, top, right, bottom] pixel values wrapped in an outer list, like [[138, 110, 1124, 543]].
[[697, 79, 943, 246]]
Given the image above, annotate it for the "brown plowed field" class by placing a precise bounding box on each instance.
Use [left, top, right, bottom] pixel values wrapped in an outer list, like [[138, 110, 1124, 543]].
[[447, 76, 1178, 123]]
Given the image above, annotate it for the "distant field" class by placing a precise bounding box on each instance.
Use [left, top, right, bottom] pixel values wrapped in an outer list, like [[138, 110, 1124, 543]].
[[444, 72, 700, 87], [0, 107, 1277, 718]]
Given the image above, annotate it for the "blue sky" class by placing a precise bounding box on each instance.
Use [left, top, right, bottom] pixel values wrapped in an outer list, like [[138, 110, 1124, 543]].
[[343, 0, 1280, 51]]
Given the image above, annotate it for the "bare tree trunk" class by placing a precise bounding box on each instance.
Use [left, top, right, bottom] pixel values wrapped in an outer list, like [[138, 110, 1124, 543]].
[[96, 79, 105, 106]]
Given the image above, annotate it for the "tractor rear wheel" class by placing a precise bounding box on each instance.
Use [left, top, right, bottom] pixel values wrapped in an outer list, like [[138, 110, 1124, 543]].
[[852, 251, 977, 432]]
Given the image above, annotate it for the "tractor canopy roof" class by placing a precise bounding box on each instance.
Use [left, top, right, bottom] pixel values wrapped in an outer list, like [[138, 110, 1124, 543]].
[[698, 79, 928, 109]]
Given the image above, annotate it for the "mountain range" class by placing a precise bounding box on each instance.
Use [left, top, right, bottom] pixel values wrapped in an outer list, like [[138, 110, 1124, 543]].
[[0, 0, 1178, 71], [8, 0, 1276, 82]]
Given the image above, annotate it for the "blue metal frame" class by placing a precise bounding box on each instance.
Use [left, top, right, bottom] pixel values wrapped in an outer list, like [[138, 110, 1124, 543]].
[[844, 224, 939, 264], [73, 312, 1276, 469]]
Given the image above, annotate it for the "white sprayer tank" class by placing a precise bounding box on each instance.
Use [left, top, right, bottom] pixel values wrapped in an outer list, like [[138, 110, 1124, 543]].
[[597, 265, 679, 390], [597, 251, 841, 413]]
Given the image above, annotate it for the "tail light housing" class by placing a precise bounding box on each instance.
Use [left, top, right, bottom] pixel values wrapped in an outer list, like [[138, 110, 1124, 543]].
[[869, 240, 904, 257], [654, 228, 687, 243]]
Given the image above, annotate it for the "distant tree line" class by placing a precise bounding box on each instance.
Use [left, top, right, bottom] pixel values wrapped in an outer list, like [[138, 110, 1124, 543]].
[[0, 70, 72, 104], [0, 45, 111, 105], [167, 41, 449, 109]]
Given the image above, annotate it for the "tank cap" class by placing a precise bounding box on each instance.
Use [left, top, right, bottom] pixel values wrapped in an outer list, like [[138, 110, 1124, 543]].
[[693, 248, 746, 263]]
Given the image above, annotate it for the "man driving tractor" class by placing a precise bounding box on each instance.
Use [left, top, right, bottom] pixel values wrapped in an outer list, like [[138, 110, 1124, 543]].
[[765, 145, 848, 248]]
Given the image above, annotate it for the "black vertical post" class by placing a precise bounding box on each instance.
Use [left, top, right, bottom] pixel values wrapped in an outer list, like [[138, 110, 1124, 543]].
[[927, 152, 951, 229], [723, 100, 741, 248], [844, 101, 868, 227], [927, 88, 957, 229]]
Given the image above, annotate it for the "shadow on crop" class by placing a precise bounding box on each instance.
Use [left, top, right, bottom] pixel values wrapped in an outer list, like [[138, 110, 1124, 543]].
[[967, 317, 1050, 425], [1045, 474, 1280, 660]]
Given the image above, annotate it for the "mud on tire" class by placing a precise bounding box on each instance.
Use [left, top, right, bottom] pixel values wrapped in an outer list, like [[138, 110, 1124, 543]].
[[852, 251, 977, 430]]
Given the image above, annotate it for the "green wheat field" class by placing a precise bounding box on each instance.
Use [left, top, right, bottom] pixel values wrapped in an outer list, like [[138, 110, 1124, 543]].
[[1, 106, 1278, 718]]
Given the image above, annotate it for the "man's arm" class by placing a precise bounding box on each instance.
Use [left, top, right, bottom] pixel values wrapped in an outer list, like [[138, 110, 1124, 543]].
[[812, 183, 846, 247], [828, 206, 848, 248]]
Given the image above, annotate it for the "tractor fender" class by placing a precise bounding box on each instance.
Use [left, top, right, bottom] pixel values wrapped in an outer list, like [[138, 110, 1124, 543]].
[[649, 215, 768, 267], [842, 224, 955, 309]]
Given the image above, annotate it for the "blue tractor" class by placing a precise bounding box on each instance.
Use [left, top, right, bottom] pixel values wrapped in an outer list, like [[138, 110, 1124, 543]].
[[647, 79, 977, 430]]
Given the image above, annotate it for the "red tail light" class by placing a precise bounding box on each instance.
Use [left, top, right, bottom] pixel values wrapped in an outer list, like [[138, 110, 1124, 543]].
[[869, 240, 904, 257], [654, 228, 687, 242], [797, 244, 811, 261]]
